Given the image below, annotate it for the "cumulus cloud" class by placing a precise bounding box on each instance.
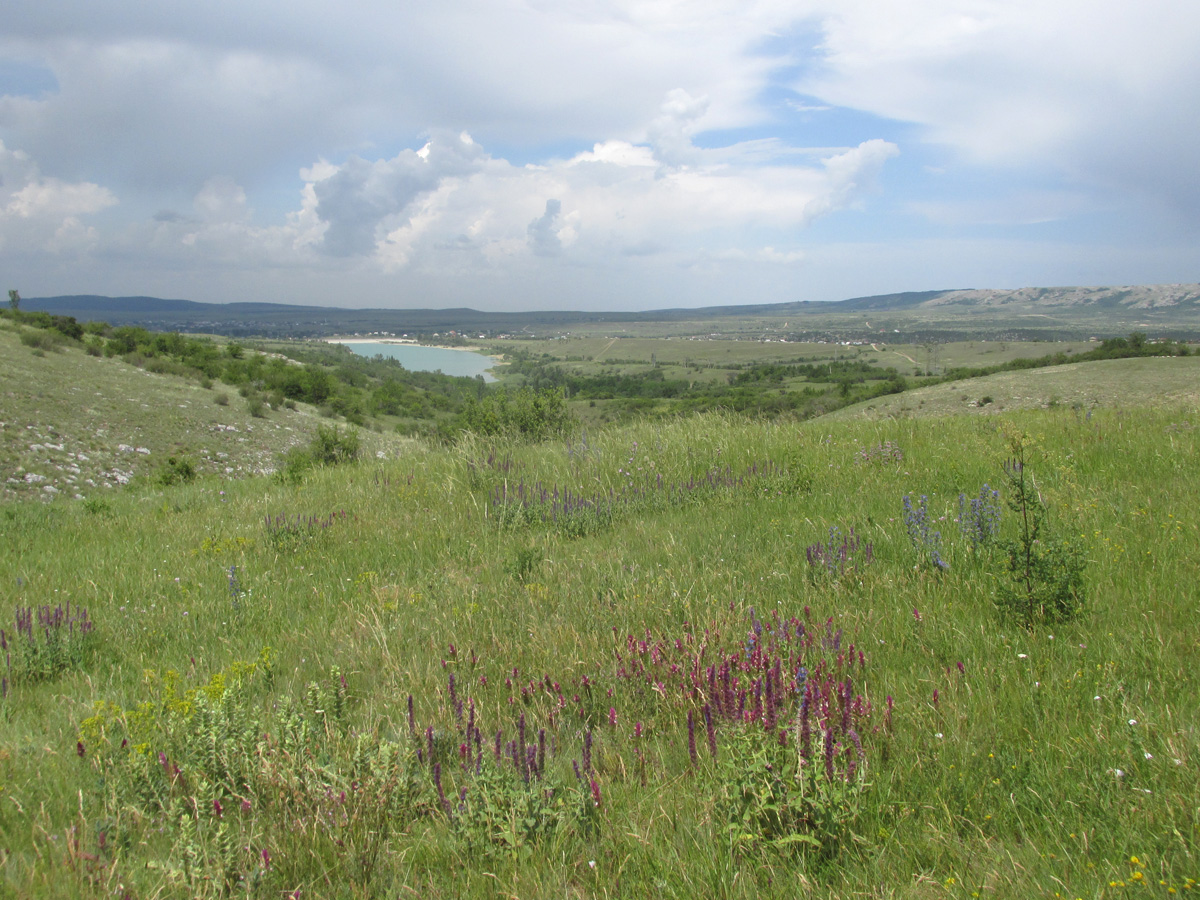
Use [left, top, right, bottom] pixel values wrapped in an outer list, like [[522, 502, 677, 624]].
[[0, 140, 116, 252], [312, 132, 487, 257], [293, 118, 897, 272], [802, 139, 899, 219], [647, 89, 710, 171], [527, 199, 565, 257]]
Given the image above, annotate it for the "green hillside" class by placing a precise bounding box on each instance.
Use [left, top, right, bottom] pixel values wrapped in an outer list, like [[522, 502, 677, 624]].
[[0, 320, 1197, 898], [833, 355, 1200, 420], [0, 321, 411, 502]]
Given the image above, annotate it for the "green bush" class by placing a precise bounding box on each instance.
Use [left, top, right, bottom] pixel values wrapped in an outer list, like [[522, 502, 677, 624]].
[[274, 447, 314, 485], [460, 386, 574, 441], [994, 434, 1087, 626], [310, 424, 360, 466], [718, 714, 867, 859], [18, 329, 63, 351], [158, 456, 198, 487]]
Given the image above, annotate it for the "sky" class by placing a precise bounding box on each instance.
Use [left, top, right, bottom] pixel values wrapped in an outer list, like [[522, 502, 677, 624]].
[[1, 0, 1198, 311]]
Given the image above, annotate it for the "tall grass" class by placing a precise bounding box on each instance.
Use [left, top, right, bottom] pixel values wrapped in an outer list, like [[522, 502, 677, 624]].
[[0, 405, 1196, 897]]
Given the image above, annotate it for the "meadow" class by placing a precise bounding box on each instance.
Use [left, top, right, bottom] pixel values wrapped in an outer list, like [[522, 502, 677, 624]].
[[0, 350, 1197, 897]]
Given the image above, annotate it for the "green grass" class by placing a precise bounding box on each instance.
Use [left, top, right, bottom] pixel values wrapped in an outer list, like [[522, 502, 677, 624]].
[[0, 339, 1198, 897], [0, 323, 409, 501], [832, 356, 1200, 420]]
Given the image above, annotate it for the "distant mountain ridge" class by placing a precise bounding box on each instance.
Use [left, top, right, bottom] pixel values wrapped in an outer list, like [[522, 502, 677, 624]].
[[20, 284, 1200, 336]]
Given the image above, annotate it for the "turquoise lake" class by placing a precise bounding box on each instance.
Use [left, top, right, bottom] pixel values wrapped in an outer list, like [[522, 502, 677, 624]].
[[338, 341, 499, 381]]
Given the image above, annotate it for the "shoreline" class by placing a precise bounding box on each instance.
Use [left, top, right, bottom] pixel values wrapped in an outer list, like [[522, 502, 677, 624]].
[[324, 337, 496, 356], [324, 337, 506, 375]]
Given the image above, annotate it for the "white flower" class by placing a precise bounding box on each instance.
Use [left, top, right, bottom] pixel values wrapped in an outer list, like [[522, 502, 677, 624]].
[[935, 733, 944, 739], [588, 860, 596, 869], [1144, 752, 1153, 760], [1094, 696, 1101, 701], [1128, 719, 1138, 726], [1017, 653, 1028, 659]]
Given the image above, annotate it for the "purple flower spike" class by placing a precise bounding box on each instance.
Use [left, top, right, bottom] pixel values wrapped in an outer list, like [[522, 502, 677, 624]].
[[824, 728, 835, 782], [687, 710, 698, 765], [703, 704, 717, 759], [433, 763, 450, 815]]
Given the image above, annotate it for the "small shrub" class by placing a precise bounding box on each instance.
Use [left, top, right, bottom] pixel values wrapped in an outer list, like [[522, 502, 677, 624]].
[[506, 546, 542, 583], [718, 719, 867, 858], [461, 387, 574, 442], [247, 396, 267, 418], [310, 424, 360, 466], [994, 436, 1087, 626], [19, 329, 63, 351], [158, 456, 198, 487], [81, 497, 112, 516], [214, 392, 230, 406], [274, 447, 314, 485]]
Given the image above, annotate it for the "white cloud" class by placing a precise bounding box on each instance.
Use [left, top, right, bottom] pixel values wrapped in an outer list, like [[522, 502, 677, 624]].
[[0, 140, 116, 252], [647, 89, 710, 171], [312, 132, 487, 257], [2, 0, 1197, 306], [0, 1, 802, 195], [292, 118, 897, 273], [527, 199, 565, 257], [801, 0, 1200, 217], [194, 176, 249, 224]]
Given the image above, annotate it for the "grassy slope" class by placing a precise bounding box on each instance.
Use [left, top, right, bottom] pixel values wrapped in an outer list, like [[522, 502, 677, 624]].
[[0, 322, 408, 501], [0, 344, 1197, 897], [832, 356, 1200, 421]]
